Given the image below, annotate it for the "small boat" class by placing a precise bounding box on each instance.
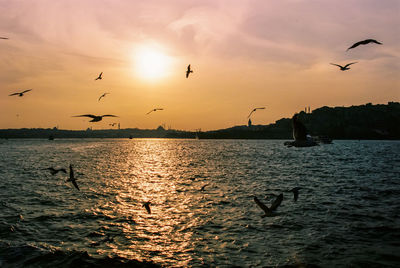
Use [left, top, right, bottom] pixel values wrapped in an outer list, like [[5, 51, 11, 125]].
[[48, 135, 54, 140], [129, 135, 133, 139]]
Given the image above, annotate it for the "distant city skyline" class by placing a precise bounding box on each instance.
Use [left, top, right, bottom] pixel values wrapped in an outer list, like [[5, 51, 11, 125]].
[[0, 0, 399, 131]]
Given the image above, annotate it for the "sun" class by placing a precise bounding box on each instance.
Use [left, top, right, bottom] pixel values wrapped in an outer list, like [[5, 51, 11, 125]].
[[134, 46, 171, 80]]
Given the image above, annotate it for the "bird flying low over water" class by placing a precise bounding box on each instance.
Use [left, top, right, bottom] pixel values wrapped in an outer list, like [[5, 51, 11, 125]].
[[186, 64, 193, 78], [9, 89, 32, 97], [143, 202, 151, 214], [95, 72, 103, 80], [248, 107, 266, 118], [330, 62, 357, 71], [98, 93, 109, 101], [73, 114, 118, 122], [67, 164, 80, 191], [288, 187, 301, 202], [44, 167, 67, 175], [347, 39, 382, 51], [254, 194, 283, 217], [146, 108, 164, 115]]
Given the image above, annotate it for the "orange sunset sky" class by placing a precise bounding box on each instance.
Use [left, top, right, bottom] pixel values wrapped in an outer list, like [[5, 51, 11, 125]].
[[0, 0, 399, 131]]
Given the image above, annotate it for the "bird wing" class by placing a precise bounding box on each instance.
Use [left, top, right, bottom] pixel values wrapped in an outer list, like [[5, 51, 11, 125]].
[[71, 180, 80, 191], [254, 196, 271, 215], [330, 63, 343, 68], [344, 62, 357, 68], [156, 108, 163, 111], [0, 37, 9, 39], [347, 41, 362, 50], [21, 89, 32, 94], [269, 194, 283, 211], [187, 64, 191, 71], [69, 165, 74, 179], [73, 114, 96, 118], [9, 93, 20, 96], [247, 110, 255, 118], [146, 110, 154, 115], [186, 71, 189, 78], [370, 39, 382, 45], [101, 115, 118, 117], [255, 107, 265, 110]]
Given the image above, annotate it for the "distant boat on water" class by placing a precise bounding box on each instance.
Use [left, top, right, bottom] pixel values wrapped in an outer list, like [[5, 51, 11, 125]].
[[48, 135, 54, 140]]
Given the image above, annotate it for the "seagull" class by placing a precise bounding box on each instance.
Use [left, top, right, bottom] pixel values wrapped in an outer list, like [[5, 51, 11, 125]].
[[186, 64, 193, 78], [288, 187, 301, 202], [44, 167, 67, 175], [98, 92, 109, 101], [73, 114, 118, 122], [67, 164, 80, 191], [9, 89, 32, 97], [146, 108, 163, 115], [253, 194, 283, 217], [143, 202, 151, 214], [95, 72, 103, 80], [330, 62, 357, 71], [248, 107, 266, 118], [0, 37, 9, 40], [347, 39, 382, 51]]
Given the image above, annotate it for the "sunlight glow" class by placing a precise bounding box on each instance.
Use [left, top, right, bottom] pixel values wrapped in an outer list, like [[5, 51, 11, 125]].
[[134, 46, 171, 80]]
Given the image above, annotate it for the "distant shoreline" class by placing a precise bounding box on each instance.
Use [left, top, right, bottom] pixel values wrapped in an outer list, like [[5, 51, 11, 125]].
[[1, 102, 399, 140]]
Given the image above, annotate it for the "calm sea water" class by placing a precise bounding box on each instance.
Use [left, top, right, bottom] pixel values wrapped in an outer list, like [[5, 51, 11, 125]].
[[0, 139, 399, 267]]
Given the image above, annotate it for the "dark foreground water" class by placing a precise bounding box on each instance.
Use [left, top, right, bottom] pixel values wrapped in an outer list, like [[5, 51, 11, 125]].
[[0, 139, 399, 267]]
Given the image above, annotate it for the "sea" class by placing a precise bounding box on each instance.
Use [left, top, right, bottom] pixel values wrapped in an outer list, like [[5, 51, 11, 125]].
[[0, 139, 399, 267]]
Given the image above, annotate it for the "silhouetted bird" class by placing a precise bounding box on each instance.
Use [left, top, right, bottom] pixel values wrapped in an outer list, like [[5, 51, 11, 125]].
[[347, 39, 382, 51], [143, 202, 151, 214], [67, 164, 80, 191], [98, 92, 109, 101], [73, 114, 118, 122], [95, 72, 103, 80], [186, 64, 193, 78], [9, 89, 32, 97], [288, 187, 301, 202], [330, 62, 357, 71], [253, 194, 283, 217], [0, 37, 9, 39], [248, 107, 266, 118], [44, 167, 67, 175], [146, 108, 163, 115]]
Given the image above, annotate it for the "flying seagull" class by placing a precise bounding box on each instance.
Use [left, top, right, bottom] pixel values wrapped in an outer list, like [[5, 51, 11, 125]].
[[0, 37, 9, 40], [248, 107, 266, 118], [73, 114, 118, 122], [67, 164, 80, 191], [330, 62, 357, 71], [44, 167, 67, 175], [143, 202, 151, 214], [9, 89, 32, 97], [98, 92, 109, 101], [95, 72, 103, 80], [347, 39, 382, 51], [146, 108, 163, 115], [253, 194, 283, 217], [186, 64, 193, 78], [288, 187, 301, 202]]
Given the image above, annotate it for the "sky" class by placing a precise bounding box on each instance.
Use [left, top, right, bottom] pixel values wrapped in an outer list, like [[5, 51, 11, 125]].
[[0, 0, 399, 131]]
